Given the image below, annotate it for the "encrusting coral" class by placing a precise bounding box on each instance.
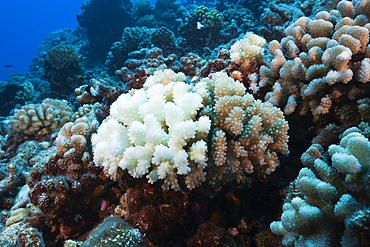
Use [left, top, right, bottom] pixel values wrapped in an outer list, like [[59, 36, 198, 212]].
[[25, 113, 107, 242], [92, 69, 289, 191], [80, 215, 148, 246]]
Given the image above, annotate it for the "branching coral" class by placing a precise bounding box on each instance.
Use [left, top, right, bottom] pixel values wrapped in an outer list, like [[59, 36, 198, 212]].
[[92, 69, 210, 190], [92, 69, 289, 190], [195, 72, 289, 184], [271, 128, 370, 246], [8, 98, 73, 136], [257, 0, 370, 134], [230, 32, 266, 65]]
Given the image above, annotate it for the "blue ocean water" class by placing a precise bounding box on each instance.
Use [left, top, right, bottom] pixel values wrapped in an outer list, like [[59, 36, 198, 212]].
[[0, 0, 156, 81], [0, 0, 86, 81]]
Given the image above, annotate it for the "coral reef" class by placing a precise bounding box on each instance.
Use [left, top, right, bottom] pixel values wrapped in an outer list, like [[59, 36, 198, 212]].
[[37, 28, 88, 58], [105, 27, 154, 73], [81, 215, 148, 246], [256, 0, 370, 139], [0, 222, 44, 246], [132, 0, 154, 22], [115, 47, 179, 90], [151, 26, 184, 57], [0, 73, 40, 116], [154, 0, 186, 32], [180, 52, 206, 76], [221, 5, 259, 37], [26, 113, 107, 243], [3, 0, 370, 246], [259, 2, 304, 41]]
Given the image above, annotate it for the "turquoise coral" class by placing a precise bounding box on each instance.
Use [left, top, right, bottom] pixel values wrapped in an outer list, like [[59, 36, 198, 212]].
[[270, 128, 370, 246]]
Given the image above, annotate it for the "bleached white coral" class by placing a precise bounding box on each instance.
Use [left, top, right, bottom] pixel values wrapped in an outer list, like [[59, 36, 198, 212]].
[[230, 32, 266, 65], [92, 69, 211, 190], [92, 117, 131, 178]]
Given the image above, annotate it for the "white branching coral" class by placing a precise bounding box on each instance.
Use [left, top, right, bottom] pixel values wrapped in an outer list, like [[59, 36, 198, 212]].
[[92, 69, 289, 190], [230, 32, 266, 65], [92, 70, 210, 190]]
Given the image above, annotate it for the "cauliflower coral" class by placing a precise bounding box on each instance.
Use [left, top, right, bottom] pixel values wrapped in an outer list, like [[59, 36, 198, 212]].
[[8, 98, 73, 136], [271, 128, 370, 246], [92, 70, 210, 190], [92, 69, 289, 190]]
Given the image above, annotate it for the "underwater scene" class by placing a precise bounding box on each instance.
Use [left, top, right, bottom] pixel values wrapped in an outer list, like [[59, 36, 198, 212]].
[[1, 0, 370, 246]]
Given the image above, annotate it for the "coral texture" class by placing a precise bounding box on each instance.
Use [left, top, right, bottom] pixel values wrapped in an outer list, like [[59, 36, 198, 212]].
[[271, 128, 370, 246], [257, 0, 370, 136], [8, 98, 73, 136], [26, 113, 104, 242], [92, 69, 289, 190], [178, 6, 224, 49], [115, 47, 179, 90], [81, 216, 147, 246], [230, 32, 266, 65], [43, 45, 85, 93]]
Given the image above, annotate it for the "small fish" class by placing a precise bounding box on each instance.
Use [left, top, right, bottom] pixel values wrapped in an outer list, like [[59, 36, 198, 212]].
[[197, 21, 204, 29], [4, 65, 14, 68], [90, 86, 99, 96]]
